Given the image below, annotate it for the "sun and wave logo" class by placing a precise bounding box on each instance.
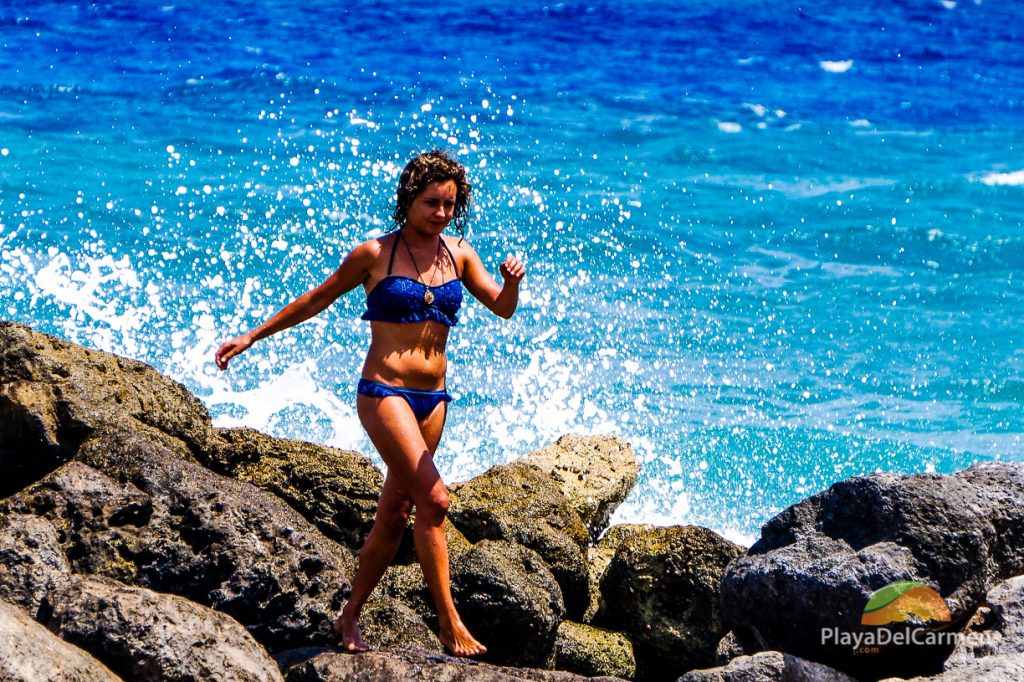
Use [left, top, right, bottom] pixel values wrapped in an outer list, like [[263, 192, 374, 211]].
[[861, 581, 951, 626]]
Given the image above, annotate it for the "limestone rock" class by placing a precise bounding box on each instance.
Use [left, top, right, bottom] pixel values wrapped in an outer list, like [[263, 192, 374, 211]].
[[449, 461, 590, 618], [211, 427, 383, 552], [679, 651, 856, 682], [599, 525, 743, 680], [0, 513, 72, 616], [522, 434, 639, 541], [43, 575, 283, 681], [0, 321, 212, 496], [721, 463, 1024, 679], [451, 539, 566, 668], [283, 647, 628, 681], [553, 620, 635, 679], [0, 597, 121, 682], [2, 449, 353, 651], [945, 575, 1024, 669]]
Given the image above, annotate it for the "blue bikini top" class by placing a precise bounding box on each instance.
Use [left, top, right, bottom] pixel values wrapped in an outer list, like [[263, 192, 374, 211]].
[[362, 233, 463, 327]]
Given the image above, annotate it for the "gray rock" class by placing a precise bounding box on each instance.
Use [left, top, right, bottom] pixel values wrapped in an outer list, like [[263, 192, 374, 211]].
[[211, 427, 383, 552], [0, 513, 72, 616], [359, 595, 443, 653], [945, 575, 1024, 669], [599, 525, 744, 681], [450, 539, 566, 668], [0, 597, 121, 682], [721, 463, 1024, 679], [283, 647, 628, 681], [679, 651, 856, 682], [2, 449, 353, 651], [0, 321, 213, 497], [43, 575, 283, 681], [449, 461, 590, 618], [888, 652, 1024, 681], [554, 620, 635, 679], [521, 434, 640, 542]]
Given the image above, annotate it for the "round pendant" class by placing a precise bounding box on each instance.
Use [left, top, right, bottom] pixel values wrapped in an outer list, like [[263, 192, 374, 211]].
[[423, 290, 435, 305]]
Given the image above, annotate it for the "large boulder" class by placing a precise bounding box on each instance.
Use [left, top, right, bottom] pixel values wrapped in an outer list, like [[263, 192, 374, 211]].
[[599, 525, 743, 681], [720, 463, 1024, 679], [1, 445, 354, 651], [43, 575, 284, 682], [0, 321, 212, 496], [0, 513, 72, 616], [450, 539, 566, 668], [887, 654, 1024, 681], [449, 461, 590, 618], [585, 524, 653, 623], [945, 575, 1024, 669], [283, 647, 628, 681], [0, 598, 121, 681], [359, 595, 444, 653], [210, 427, 383, 552], [553, 620, 635, 679], [521, 434, 639, 542], [679, 651, 856, 682]]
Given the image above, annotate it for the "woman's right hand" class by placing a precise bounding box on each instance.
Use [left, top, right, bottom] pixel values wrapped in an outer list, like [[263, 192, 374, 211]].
[[215, 333, 254, 370]]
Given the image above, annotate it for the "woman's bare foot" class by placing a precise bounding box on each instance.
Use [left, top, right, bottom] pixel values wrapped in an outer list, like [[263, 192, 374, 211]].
[[439, 619, 487, 657], [333, 613, 370, 653]]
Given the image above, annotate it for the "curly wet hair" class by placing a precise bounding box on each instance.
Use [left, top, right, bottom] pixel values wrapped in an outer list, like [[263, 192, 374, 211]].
[[392, 150, 472, 235]]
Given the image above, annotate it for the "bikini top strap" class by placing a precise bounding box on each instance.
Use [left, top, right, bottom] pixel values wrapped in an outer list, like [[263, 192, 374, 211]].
[[387, 232, 402, 275], [440, 239, 460, 279]]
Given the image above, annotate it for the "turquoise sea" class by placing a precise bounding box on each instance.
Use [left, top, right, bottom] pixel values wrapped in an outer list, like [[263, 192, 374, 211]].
[[2, 1, 1022, 543]]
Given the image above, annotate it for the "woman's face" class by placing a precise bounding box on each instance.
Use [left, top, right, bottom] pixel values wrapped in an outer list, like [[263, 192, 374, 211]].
[[405, 180, 457, 236]]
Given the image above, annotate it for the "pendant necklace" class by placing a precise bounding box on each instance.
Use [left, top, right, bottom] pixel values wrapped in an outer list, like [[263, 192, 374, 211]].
[[399, 231, 443, 305]]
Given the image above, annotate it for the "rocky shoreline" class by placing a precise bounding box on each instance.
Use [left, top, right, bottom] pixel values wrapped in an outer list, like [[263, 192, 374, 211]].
[[2, 321, 1023, 681]]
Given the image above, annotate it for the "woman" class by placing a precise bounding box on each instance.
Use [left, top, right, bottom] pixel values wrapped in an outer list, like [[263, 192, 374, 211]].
[[215, 150, 524, 656]]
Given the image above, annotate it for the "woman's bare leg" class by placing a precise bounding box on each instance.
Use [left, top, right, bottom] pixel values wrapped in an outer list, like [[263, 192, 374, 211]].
[[354, 394, 486, 656], [335, 469, 411, 651]]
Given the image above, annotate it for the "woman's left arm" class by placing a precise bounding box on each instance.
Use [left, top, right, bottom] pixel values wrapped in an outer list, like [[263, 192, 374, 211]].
[[459, 241, 525, 319]]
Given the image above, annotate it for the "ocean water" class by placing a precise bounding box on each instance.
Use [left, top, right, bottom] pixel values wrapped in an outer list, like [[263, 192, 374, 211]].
[[2, 1, 1022, 544]]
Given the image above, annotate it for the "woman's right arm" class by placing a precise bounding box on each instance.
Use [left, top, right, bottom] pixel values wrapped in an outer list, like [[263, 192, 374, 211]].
[[215, 241, 378, 370]]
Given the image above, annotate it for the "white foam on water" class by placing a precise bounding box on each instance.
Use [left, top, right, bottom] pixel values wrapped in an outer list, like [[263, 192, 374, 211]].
[[977, 169, 1024, 186], [205, 358, 364, 450], [717, 121, 742, 134], [820, 59, 854, 73]]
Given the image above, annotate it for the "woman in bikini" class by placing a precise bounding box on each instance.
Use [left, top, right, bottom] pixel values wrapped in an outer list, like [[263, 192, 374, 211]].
[[214, 150, 524, 656]]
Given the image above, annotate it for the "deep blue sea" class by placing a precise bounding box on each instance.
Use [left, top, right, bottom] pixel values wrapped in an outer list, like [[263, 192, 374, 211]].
[[2, 1, 1022, 544]]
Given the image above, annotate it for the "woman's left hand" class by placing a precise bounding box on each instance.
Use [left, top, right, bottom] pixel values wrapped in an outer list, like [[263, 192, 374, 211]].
[[499, 255, 526, 284]]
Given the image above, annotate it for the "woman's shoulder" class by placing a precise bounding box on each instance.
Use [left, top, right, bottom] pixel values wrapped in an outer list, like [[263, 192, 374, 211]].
[[441, 234, 476, 254]]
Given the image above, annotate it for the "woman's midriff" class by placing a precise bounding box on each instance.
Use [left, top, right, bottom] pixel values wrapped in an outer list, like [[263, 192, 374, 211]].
[[361, 320, 450, 390]]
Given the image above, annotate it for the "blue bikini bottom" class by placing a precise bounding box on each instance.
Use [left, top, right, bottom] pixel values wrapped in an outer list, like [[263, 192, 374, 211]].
[[357, 378, 452, 421]]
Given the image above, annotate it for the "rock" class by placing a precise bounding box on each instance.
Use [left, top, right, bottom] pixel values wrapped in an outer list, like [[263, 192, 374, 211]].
[[449, 461, 590, 618], [0, 513, 72, 616], [714, 631, 760, 666], [522, 434, 639, 541], [585, 524, 654, 623], [945, 575, 1024, 669], [43, 575, 284, 681], [283, 647, 629, 681], [211, 427, 383, 552], [450, 539, 566, 668], [599, 525, 744, 681], [0, 597, 121, 681], [553, 620, 635, 679], [720, 463, 1024, 679], [360, 595, 443, 653], [2, 446, 353, 651], [0, 321, 213, 497], [679, 651, 856, 682], [887, 653, 1024, 681]]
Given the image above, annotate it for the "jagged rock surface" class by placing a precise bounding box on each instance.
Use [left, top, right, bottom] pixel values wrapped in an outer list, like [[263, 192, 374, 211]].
[[0, 513, 72, 616], [679, 651, 856, 682], [553, 620, 635, 679]]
